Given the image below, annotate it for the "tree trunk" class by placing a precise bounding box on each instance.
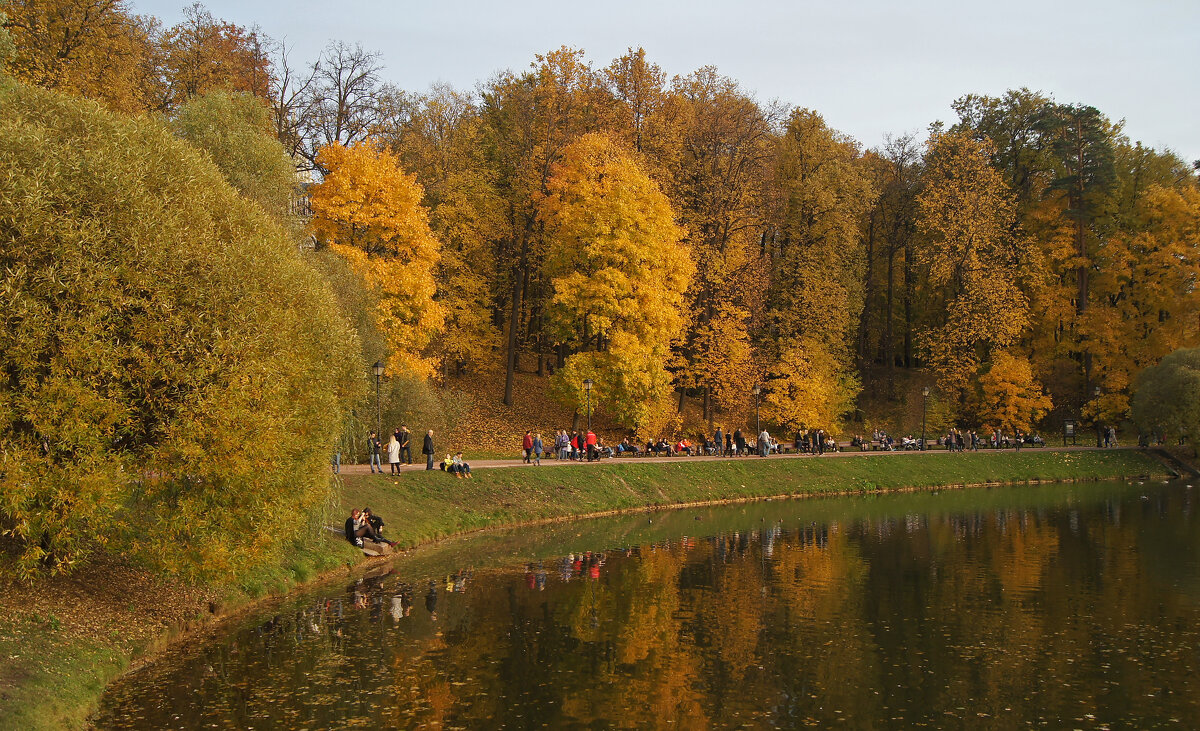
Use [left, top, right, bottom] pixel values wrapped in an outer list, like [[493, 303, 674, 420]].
[[859, 212, 876, 364], [903, 239, 914, 368], [503, 268, 523, 407]]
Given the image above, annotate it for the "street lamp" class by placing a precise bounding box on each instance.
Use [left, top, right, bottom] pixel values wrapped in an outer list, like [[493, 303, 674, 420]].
[[583, 378, 593, 432], [921, 386, 930, 451], [372, 360, 385, 436], [753, 384, 762, 437]]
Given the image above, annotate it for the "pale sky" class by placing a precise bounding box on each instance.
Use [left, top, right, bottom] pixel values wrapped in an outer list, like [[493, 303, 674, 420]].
[[133, 0, 1200, 164]]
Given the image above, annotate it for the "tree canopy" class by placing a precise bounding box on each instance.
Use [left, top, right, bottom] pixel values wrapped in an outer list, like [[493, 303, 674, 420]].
[[0, 80, 361, 581]]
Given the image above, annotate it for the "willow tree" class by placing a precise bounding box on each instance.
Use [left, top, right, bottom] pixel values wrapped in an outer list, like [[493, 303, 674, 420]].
[[540, 133, 694, 433], [0, 80, 361, 581], [311, 140, 444, 378], [171, 90, 297, 218]]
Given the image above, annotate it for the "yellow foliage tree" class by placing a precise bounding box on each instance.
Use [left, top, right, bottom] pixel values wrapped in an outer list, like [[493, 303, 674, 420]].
[[978, 351, 1053, 433], [762, 339, 861, 431], [311, 140, 444, 378], [916, 131, 1038, 394], [540, 133, 694, 432]]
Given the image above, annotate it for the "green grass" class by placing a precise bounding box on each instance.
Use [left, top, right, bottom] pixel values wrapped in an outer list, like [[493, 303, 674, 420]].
[[341, 449, 1167, 549], [0, 623, 126, 731]]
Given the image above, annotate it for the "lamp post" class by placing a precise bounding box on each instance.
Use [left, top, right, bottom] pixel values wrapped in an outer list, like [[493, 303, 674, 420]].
[[372, 361, 385, 436], [1093, 385, 1103, 447], [583, 378, 593, 432], [753, 384, 761, 437], [921, 386, 930, 451]]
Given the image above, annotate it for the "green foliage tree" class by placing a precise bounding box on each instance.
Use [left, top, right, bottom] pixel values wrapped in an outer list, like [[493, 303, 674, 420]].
[[1131, 348, 1200, 455], [171, 90, 298, 218], [0, 80, 362, 582]]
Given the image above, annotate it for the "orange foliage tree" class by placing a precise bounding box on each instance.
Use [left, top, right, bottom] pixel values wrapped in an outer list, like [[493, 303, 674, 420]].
[[311, 140, 444, 378]]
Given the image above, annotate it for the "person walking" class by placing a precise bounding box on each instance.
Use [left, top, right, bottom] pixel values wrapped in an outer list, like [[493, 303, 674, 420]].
[[733, 428, 745, 456], [758, 428, 771, 457], [422, 429, 435, 470], [387, 433, 402, 474], [725, 431, 733, 456], [714, 427, 724, 457], [532, 433, 544, 466], [586, 429, 597, 461], [368, 431, 383, 474], [399, 425, 412, 464], [523, 430, 534, 463]]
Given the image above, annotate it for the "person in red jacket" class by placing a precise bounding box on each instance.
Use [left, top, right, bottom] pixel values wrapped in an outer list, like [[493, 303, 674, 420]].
[[522, 430, 534, 463], [585, 429, 598, 461]]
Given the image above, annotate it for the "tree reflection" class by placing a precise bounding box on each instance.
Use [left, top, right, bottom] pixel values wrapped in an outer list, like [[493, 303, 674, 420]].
[[97, 483, 1200, 729]]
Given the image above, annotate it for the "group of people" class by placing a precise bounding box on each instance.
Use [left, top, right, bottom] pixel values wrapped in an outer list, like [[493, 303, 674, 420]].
[[439, 452, 473, 477], [550, 429, 606, 461], [358, 426, 446, 473], [344, 507, 394, 548]]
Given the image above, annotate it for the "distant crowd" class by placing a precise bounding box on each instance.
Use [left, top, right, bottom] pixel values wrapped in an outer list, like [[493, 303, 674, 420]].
[[332, 420, 1123, 480]]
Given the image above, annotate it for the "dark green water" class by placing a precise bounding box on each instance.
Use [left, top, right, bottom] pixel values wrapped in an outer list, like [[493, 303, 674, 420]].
[[96, 480, 1200, 729]]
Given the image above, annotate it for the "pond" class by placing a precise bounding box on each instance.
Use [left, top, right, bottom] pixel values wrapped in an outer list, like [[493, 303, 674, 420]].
[[96, 479, 1200, 729]]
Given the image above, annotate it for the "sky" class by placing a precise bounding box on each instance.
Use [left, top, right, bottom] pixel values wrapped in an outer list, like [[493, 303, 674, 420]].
[[132, 0, 1200, 163]]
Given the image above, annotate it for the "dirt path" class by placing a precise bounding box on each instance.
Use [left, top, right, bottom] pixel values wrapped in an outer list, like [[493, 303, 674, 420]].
[[340, 445, 1120, 475]]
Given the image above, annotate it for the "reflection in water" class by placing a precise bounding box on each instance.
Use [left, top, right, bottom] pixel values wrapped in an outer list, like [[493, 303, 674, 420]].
[[97, 482, 1200, 729]]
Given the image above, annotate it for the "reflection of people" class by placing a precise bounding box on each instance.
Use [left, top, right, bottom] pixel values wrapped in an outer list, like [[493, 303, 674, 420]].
[[425, 580, 438, 620]]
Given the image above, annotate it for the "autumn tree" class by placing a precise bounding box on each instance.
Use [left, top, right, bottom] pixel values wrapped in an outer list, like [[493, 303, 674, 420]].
[[0, 80, 360, 581], [540, 133, 694, 432], [978, 350, 1053, 433], [479, 47, 605, 403], [915, 131, 1038, 396], [386, 84, 504, 374], [759, 109, 875, 428], [311, 140, 444, 378], [1, 0, 162, 113], [859, 134, 922, 386], [666, 68, 777, 420], [158, 3, 271, 108], [171, 90, 297, 218]]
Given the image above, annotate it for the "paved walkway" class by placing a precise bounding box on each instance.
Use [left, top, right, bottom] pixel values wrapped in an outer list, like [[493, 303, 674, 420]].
[[338, 444, 1120, 475]]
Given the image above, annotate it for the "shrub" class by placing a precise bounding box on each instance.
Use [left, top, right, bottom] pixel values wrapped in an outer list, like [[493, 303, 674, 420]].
[[0, 80, 363, 582]]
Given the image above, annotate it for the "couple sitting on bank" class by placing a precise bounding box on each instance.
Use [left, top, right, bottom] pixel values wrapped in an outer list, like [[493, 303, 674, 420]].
[[440, 452, 472, 478], [344, 507, 395, 548]]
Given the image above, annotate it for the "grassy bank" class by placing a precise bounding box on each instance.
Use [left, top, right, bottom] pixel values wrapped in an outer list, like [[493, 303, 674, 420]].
[[342, 449, 1168, 548], [4, 449, 1169, 730]]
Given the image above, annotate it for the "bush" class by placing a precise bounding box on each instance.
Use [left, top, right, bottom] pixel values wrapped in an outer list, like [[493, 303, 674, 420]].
[[1132, 347, 1200, 455], [0, 81, 363, 582]]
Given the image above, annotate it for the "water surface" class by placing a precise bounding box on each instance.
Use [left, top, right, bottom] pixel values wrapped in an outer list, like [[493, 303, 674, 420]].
[[97, 480, 1200, 728]]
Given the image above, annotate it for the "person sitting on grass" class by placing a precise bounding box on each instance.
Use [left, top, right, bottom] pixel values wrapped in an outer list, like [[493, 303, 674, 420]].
[[362, 508, 396, 547], [441, 454, 453, 471], [345, 508, 382, 548], [450, 452, 472, 478]]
